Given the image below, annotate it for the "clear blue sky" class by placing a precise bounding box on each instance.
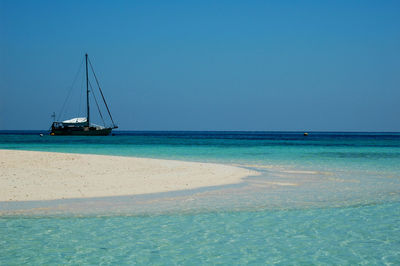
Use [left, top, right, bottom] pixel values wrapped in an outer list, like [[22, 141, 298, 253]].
[[1, 0, 399, 131]]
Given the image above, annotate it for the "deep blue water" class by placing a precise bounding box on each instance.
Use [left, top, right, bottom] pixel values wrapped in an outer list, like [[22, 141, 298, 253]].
[[1, 131, 399, 264]]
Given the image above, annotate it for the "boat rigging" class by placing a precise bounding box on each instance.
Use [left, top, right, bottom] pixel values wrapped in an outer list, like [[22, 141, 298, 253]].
[[50, 54, 118, 136]]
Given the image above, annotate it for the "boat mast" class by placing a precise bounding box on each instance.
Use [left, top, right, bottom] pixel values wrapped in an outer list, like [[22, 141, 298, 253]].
[[85, 53, 90, 126]]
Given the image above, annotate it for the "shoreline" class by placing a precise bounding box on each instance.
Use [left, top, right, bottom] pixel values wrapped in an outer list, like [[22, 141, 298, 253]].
[[0, 149, 259, 202]]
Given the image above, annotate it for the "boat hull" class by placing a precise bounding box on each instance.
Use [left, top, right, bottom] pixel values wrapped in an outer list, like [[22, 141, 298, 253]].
[[50, 127, 112, 136]]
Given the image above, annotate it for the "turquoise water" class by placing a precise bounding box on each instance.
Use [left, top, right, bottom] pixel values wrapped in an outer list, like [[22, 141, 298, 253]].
[[1, 131, 400, 264]]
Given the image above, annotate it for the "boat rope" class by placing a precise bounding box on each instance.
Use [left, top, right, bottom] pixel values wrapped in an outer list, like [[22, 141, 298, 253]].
[[57, 58, 84, 121], [88, 57, 116, 127], [88, 80, 106, 127], [77, 71, 85, 118]]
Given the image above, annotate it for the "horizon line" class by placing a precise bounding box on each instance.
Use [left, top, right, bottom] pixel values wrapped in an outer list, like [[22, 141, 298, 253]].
[[0, 130, 399, 134]]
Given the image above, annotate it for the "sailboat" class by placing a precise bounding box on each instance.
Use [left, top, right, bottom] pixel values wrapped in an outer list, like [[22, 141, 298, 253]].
[[50, 54, 118, 136]]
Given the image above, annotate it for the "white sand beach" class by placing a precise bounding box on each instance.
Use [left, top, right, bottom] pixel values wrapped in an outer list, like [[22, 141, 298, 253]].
[[0, 149, 258, 201]]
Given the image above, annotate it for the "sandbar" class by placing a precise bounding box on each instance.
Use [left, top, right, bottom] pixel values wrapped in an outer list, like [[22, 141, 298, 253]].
[[0, 149, 258, 201]]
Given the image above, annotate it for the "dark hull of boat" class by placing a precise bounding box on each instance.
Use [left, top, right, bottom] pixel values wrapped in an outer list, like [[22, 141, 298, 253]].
[[51, 127, 112, 136]]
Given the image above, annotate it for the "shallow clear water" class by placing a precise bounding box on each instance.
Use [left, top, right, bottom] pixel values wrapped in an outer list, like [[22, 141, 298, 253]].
[[1, 131, 399, 264], [1, 203, 400, 265]]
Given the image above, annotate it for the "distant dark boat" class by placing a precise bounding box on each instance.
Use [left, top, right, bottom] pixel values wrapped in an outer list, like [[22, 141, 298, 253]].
[[50, 54, 118, 136]]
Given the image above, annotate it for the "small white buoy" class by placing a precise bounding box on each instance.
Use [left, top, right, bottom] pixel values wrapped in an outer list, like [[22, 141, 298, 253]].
[[39, 134, 44, 137], [304, 132, 309, 136]]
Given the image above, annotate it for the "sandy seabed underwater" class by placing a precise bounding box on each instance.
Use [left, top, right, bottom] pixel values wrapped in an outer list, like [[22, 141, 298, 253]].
[[1, 131, 399, 264]]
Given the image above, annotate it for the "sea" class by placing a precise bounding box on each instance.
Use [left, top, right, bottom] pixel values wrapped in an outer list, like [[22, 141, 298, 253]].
[[0, 131, 399, 264]]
